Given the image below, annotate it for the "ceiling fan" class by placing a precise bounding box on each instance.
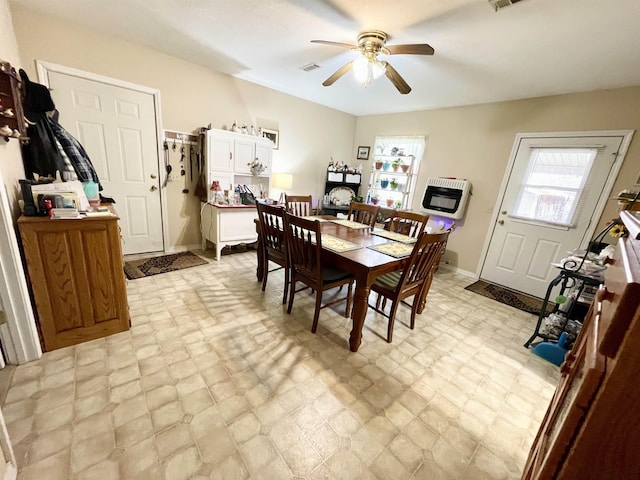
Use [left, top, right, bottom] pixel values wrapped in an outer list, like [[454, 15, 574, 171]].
[[311, 30, 434, 94]]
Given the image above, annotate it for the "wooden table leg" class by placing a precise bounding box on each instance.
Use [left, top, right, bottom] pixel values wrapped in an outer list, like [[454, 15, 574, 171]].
[[256, 224, 264, 282], [349, 280, 371, 352]]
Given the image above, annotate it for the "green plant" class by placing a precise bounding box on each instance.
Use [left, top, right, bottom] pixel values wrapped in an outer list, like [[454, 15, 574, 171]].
[[391, 158, 403, 170], [352, 194, 364, 203], [390, 178, 399, 189], [394, 200, 402, 208]]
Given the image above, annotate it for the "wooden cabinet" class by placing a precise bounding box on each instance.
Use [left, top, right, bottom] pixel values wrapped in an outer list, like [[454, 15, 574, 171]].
[[522, 210, 640, 480], [367, 155, 416, 209], [18, 214, 130, 351], [205, 128, 273, 201]]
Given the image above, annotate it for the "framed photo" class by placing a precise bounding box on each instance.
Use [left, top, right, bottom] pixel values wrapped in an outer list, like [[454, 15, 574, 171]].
[[357, 146, 370, 160], [262, 128, 279, 150]]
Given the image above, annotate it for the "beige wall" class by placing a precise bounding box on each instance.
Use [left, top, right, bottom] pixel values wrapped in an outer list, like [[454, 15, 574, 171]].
[[8, 3, 640, 273], [10, 3, 357, 248], [0, 0, 26, 220], [354, 88, 640, 273]]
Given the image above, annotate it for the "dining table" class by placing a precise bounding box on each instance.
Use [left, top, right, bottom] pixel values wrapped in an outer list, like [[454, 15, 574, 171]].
[[256, 214, 425, 352]]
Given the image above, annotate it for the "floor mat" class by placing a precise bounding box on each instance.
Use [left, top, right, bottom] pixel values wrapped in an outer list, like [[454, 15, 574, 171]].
[[124, 251, 208, 279], [464, 279, 552, 315]]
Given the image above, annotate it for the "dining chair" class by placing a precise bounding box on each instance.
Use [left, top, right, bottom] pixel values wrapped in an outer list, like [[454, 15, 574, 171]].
[[285, 194, 313, 216], [385, 210, 429, 238], [282, 212, 354, 333], [369, 230, 450, 343], [347, 202, 379, 228], [256, 202, 289, 304]]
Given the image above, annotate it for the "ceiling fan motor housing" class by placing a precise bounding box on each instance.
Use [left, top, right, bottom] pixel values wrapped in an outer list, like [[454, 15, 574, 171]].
[[357, 30, 390, 57]]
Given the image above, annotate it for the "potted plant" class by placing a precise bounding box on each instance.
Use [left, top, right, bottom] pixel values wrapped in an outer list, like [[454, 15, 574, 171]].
[[375, 159, 383, 170], [386, 198, 394, 207], [371, 194, 380, 205], [390, 178, 399, 190], [400, 163, 410, 173], [382, 161, 391, 171], [394, 200, 402, 208], [392, 158, 403, 171], [380, 178, 390, 189]]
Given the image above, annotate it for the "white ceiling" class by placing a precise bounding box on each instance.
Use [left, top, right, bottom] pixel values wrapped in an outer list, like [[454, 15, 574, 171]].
[[12, 0, 640, 116]]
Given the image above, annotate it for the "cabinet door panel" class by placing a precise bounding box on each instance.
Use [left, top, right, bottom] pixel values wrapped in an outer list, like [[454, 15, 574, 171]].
[[208, 134, 234, 172], [234, 138, 255, 174], [19, 217, 129, 351]]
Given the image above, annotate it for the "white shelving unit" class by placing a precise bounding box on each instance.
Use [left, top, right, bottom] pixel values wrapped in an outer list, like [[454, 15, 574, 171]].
[[366, 155, 416, 209]]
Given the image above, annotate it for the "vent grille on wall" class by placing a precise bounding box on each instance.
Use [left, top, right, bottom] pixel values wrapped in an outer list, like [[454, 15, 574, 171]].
[[489, 0, 523, 11]]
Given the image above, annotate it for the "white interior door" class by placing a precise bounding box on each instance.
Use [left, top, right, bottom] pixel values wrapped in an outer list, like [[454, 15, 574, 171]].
[[46, 70, 164, 255], [481, 134, 625, 298]]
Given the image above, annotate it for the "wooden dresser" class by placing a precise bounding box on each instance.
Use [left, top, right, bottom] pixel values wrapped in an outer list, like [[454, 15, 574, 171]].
[[522, 210, 640, 480], [18, 213, 130, 351]]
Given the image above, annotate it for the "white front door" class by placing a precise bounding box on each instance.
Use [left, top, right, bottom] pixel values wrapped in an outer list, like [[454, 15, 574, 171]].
[[481, 133, 627, 298], [45, 70, 164, 255]]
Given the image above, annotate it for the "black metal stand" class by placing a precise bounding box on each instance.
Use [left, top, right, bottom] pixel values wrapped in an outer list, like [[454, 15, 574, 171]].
[[523, 269, 602, 348]]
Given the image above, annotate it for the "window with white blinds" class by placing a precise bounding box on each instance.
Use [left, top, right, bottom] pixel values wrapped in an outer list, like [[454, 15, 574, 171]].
[[512, 147, 598, 227]]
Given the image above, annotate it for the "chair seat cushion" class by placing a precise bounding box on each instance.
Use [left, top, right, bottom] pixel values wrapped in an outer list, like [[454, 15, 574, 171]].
[[322, 265, 353, 283], [373, 271, 401, 291]]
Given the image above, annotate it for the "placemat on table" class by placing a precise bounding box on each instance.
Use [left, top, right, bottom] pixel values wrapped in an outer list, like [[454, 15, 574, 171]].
[[300, 216, 328, 222], [330, 219, 371, 229], [372, 228, 417, 244], [368, 241, 415, 258], [319, 235, 362, 253]]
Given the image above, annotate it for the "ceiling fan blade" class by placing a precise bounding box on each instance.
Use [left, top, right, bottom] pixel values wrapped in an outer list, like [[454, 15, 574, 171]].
[[311, 40, 357, 49], [386, 43, 435, 55], [322, 62, 354, 86], [384, 62, 411, 94]]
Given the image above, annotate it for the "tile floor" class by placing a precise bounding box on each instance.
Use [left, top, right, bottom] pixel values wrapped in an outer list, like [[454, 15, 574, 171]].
[[2, 249, 560, 480]]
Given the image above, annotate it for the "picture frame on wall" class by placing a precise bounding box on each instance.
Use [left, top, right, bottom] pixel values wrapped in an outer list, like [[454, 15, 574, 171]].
[[262, 128, 279, 150], [357, 146, 370, 160]]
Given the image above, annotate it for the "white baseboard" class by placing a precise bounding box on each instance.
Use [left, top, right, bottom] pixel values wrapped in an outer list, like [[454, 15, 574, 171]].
[[439, 263, 476, 278], [165, 244, 203, 254]]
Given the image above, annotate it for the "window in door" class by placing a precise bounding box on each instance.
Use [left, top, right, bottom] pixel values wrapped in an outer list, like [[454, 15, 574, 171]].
[[512, 147, 597, 227]]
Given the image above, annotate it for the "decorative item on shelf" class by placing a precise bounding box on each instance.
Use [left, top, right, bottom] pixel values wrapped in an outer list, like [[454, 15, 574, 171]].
[[380, 178, 390, 189], [241, 125, 248, 135], [375, 160, 383, 170], [249, 125, 257, 136], [390, 178, 399, 190], [371, 194, 380, 205], [248, 158, 266, 176], [400, 163, 410, 173], [382, 161, 391, 171], [608, 220, 627, 238], [394, 200, 402, 208], [231, 121, 240, 133], [392, 158, 403, 171], [386, 198, 394, 207], [390, 147, 399, 155]]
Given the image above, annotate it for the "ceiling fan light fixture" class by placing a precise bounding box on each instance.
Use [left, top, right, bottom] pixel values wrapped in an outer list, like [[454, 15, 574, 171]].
[[353, 55, 386, 87]]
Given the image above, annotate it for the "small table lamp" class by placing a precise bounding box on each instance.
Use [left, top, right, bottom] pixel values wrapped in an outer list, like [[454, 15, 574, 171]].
[[271, 173, 293, 205]]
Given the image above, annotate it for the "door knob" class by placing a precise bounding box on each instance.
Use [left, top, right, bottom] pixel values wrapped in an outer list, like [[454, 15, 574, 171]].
[[150, 185, 157, 192], [498, 220, 504, 225], [501, 210, 507, 215], [150, 173, 157, 179]]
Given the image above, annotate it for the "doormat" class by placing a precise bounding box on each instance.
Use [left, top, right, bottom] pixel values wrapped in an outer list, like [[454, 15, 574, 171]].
[[124, 251, 208, 279], [464, 280, 553, 315]]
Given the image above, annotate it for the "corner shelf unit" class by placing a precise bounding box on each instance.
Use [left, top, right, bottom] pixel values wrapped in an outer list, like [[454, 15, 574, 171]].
[[366, 155, 416, 209]]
